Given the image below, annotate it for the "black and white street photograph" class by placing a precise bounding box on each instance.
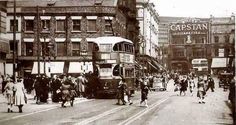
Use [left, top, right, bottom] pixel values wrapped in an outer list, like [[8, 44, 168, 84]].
[[0, 0, 235, 125]]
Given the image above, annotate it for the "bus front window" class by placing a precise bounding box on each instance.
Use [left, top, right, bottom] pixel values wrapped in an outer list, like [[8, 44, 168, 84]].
[[113, 64, 123, 76]]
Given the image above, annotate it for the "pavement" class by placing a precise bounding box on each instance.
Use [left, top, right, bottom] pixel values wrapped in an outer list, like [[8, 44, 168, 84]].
[[0, 92, 89, 114]]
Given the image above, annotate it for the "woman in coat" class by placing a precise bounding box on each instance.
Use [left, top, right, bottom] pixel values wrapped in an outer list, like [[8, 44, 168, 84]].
[[197, 78, 206, 104], [4, 78, 15, 112], [140, 77, 149, 107], [14, 78, 26, 113]]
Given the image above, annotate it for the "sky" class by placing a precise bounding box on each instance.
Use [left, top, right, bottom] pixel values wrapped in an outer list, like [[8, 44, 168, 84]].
[[151, 0, 236, 18]]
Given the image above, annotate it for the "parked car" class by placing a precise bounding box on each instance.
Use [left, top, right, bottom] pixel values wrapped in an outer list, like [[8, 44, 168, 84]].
[[152, 76, 166, 91], [218, 72, 234, 88]]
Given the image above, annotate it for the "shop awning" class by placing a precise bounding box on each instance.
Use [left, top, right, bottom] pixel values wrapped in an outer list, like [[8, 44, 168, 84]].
[[0, 38, 9, 53], [5, 63, 13, 76], [135, 61, 142, 69], [148, 61, 158, 70], [211, 58, 228, 68], [31, 62, 64, 76], [151, 60, 165, 71], [68, 62, 93, 74]]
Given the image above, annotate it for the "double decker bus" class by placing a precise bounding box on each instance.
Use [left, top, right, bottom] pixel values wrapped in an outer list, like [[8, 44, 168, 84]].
[[191, 58, 208, 75], [93, 36, 135, 97]]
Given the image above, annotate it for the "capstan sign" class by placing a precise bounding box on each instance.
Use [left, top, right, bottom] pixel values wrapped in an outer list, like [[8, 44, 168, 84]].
[[170, 23, 209, 35]]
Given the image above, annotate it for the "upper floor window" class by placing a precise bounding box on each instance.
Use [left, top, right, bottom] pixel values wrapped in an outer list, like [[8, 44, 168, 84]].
[[72, 20, 81, 31], [10, 20, 18, 32], [56, 20, 65, 31], [105, 20, 112, 32], [87, 20, 97, 32], [25, 20, 34, 31], [9, 40, 18, 54], [72, 42, 80, 56], [224, 35, 230, 43], [214, 36, 219, 43], [25, 42, 33, 56], [41, 20, 50, 31]]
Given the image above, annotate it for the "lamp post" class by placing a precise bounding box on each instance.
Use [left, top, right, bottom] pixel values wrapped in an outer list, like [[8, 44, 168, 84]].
[[13, 0, 16, 81]]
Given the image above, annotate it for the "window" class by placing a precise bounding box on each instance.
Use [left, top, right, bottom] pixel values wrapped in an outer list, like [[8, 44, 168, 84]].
[[105, 20, 112, 32], [25, 20, 34, 31], [173, 49, 184, 57], [25, 42, 33, 56], [113, 64, 120, 76], [224, 35, 229, 43], [10, 20, 18, 31], [41, 20, 50, 31], [214, 36, 219, 43], [9, 40, 18, 54], [56, 20, 65, 31], [56, 43, 65, 56], [87, 20, 96, 32], [193, 49, 204, 58], [42, 42, 49, 56], [72, 42, 80, 56], [72, 20, 81, 31], [100, 44, 112, 52], [215, 48, 219, 57]]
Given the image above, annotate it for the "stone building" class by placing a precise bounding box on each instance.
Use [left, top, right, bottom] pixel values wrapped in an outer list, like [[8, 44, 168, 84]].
[[136, 0, 161, 74], [160, 15, 235, 74], [0, 1, 10, 76], [5, 0, 139, 77], [210, 15, 235, 74]]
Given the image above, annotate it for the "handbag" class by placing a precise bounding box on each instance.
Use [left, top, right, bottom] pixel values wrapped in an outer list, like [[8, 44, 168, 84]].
[[24, 94, 27, 104]]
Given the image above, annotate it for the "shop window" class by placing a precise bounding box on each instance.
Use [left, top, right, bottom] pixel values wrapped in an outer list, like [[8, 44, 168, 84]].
[[87, 20, 97, 32], [72, 42, 80, 56], [25, 20, 34, 31], [56, 20, 65, 31], [193, 49, 204, 58], [10, 20, 18, 32], [72, 20, 81, 31], [25, 42, 33, 56]]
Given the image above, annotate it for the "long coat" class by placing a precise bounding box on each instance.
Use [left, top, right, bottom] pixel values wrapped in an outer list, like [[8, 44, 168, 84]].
[[4, 81, 15, 104], [14, 81, 26, 106]]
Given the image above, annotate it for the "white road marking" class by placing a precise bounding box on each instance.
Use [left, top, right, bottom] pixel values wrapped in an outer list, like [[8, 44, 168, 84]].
[[75, 96, 170, 125], [0, 99, 93, 123], [74, 106, 125, 125], [118, 97, 169, 125]]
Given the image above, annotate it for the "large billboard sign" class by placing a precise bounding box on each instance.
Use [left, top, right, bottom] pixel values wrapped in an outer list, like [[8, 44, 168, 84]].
[[170, 22, 209, 35]]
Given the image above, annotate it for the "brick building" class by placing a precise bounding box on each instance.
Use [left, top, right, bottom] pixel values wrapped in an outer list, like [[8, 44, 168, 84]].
[[5, 0, 139, 77]]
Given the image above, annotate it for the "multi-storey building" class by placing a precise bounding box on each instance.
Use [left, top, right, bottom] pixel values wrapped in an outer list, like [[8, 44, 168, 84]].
[[136, 0, 161, 74], [210, 15, 235, 74], [165, 15, 235, 74], [5, 0, 139, 77], [0, 1, 9, 76]]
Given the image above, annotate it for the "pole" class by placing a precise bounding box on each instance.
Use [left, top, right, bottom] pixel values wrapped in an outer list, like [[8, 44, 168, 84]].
[[43, 37, 46, 75], [37, 6, 40, 76], [13, 0, 16, 81]]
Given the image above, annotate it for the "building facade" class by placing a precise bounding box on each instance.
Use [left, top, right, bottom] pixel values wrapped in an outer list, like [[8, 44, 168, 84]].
[[210, 15, 235, 74], [5, 0, 139, 77], [0, 1, 10, 76], [136, 0, 161, 74], [166, 16, 235, 74]]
